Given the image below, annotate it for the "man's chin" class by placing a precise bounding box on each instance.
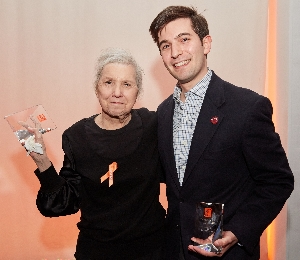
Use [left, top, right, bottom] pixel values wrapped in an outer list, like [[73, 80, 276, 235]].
[[168, 71, 190, 84]]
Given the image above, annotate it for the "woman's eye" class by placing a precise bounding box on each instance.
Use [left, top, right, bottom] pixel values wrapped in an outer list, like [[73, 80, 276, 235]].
[[104, 80, 113, 87], [124, 83, 131, 87]]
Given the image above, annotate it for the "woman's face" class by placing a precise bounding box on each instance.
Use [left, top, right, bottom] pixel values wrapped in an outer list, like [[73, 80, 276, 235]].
[[96, 63, 139, 119]]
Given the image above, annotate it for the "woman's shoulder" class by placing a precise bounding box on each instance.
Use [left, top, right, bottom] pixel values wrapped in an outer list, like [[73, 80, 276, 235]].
[[134, 107, 156, 119], [133, 108, 157, 130], [63, 115, 97, 135]]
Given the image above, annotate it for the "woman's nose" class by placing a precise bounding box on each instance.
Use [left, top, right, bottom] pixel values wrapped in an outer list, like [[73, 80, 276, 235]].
[[112, 84, 122, 97]]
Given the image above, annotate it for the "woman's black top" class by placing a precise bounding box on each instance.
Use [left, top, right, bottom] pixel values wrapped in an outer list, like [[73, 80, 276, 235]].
[[34, 108, 166, 259]]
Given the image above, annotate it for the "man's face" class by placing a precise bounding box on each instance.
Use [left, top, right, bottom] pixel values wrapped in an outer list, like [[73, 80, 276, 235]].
[[158, 18, 211, 91]]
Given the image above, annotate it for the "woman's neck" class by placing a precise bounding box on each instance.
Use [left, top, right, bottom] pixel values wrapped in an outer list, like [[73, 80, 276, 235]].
[[95, 112, 132, 130]]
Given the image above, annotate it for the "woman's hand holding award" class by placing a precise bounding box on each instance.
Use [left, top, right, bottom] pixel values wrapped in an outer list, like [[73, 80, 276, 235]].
[[4, 104, 56, 155]]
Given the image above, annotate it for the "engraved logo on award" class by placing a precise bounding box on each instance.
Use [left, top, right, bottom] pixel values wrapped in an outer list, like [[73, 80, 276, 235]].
[[37, 113, 47, 122]]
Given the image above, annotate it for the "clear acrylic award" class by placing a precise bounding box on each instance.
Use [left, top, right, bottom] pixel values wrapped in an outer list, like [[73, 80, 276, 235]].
[[194, 202, 224, 253], [4, 104, 56, 143]]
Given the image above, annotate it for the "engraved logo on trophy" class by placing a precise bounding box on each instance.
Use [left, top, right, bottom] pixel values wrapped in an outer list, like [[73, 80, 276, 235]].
[[37, 113, 47, 122]]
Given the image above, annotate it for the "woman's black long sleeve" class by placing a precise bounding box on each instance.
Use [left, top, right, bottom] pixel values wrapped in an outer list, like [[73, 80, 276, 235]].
[[35, 155, 81, 217]]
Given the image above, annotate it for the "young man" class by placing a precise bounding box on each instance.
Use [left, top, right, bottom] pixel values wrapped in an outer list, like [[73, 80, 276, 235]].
[[149, 6, 294, 260]]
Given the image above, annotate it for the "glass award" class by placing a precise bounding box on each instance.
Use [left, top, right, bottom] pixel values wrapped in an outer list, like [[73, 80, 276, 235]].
[[4, 104, 56, 143], [193, 202, 224, 253]]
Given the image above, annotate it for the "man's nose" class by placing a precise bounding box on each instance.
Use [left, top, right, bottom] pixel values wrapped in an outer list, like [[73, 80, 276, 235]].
[[171, 43, 183, 59]]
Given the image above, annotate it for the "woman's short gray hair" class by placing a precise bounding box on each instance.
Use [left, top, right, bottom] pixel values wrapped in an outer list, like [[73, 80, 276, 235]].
[[94, 48, 143, 95]]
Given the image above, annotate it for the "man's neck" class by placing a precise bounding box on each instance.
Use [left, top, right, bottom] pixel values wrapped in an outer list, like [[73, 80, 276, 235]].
[[179, 68, 209, 94]]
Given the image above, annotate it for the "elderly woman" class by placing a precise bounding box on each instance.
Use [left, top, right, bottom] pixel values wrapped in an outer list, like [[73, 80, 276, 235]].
[[23, 49, 166, 260]]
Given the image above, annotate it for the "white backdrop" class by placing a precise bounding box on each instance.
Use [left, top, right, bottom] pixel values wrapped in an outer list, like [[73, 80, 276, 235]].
[[1, 1, 294, 259]]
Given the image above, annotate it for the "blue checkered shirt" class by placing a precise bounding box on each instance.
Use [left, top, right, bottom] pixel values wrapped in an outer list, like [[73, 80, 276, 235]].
[[173, 69, 212, 185]]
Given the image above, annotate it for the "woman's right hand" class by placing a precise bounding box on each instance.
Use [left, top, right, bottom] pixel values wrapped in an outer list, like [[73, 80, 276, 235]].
[[19, 117, 52, 172]]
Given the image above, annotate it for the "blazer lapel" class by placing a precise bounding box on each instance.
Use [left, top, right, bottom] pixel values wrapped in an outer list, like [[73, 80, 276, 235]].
[[158, 97, 181, 191], [182, 73, 225, 186]]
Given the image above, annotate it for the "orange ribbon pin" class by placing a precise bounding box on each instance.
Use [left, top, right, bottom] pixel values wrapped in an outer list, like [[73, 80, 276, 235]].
[[101, 162, 117, 187]]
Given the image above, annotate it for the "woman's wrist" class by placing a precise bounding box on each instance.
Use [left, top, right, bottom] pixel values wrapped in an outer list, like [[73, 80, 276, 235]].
[[35, 157, 52, 172]]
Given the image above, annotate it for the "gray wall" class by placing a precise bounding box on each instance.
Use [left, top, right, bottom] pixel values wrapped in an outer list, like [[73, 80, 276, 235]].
[[287, 0, 300, 259]]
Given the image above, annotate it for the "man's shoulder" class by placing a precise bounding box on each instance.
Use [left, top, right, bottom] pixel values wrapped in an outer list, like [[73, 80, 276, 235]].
[[211, 72, 264, 102]]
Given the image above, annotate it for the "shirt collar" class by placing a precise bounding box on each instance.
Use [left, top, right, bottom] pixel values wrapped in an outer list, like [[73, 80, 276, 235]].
[[173, 68, 212, 103]]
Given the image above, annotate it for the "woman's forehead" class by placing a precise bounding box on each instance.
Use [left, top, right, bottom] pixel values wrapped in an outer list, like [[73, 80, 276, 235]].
[[101, 63, 136, 80]]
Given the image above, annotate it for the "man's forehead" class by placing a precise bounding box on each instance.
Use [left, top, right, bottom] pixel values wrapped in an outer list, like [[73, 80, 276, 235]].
[[158, 18, 193, 38]]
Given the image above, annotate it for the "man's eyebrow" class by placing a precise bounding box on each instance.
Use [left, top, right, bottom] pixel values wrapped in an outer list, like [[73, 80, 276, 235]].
[[158, 40, 168, 49], [175, 32, 191, 39], [158, 32, 192, 48]]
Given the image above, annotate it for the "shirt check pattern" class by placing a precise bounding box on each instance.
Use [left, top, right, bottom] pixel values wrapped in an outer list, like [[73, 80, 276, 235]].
[[173, 69, 212, 185]]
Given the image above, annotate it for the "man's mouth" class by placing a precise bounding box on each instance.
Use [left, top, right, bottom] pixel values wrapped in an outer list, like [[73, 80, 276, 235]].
[[174, 59, 190, 67]]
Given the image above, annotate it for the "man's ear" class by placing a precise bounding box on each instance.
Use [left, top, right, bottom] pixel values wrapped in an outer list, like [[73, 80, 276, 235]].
[[203, 35, 212, 55]]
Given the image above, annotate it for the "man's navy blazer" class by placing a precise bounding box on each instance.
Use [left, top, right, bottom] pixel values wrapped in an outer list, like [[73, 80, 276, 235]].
[[157, 72, 294, 259]]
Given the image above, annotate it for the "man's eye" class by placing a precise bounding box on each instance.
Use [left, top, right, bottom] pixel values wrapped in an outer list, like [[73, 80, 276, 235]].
[[105, 81, 112, 84], [182, 37, 189, 42], [124, 83, 131, 87], [161, 44, 169, 50]]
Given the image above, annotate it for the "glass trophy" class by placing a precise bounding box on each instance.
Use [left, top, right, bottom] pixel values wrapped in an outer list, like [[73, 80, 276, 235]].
[[4, 104, 56, 143], [194, 202, 224, 253]]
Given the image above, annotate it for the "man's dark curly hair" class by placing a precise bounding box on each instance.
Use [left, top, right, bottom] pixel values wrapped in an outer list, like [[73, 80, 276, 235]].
[[149, 6, 209, 47]]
